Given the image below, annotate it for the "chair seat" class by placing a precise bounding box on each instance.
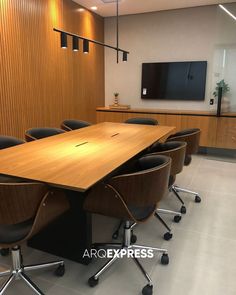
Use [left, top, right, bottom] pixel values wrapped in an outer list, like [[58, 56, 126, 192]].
[[0, 219, 33, 244], [128, 204, 156, 220], [168, 128, 200, 139], [61, 119, 91, 131], [0, 136, 25, 149], [125, 117, 158, 125], [149, 141, 182, 153]]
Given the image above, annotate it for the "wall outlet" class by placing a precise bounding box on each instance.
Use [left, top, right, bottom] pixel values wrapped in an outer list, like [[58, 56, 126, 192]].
[[210, 98, 214, 105]]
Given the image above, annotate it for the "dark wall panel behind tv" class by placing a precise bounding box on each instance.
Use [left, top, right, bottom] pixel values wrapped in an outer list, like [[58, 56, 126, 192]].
[[141, 61, 207, 101]]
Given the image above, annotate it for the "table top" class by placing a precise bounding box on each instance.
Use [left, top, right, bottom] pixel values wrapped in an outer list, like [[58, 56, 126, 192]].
[[0, 122, 175, 191]]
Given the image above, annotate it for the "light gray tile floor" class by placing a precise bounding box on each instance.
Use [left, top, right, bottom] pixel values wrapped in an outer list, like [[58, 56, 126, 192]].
[[1, 155, 236, 295]]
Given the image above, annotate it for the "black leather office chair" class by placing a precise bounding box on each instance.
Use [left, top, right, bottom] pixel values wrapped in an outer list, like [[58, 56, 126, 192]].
[[0, 182, 69, 294], [25, 127, 65, 141], [167, 128, 201, 208], [0, 135, 26, 256], [0, 135, 25, 183], [0, 135, 25, 149], [112, 116, 158, 241], [125, 117, 158, 125], [147, 141, 186, 240], [84, 154, 171, 295], [61, 119, 91, 131]]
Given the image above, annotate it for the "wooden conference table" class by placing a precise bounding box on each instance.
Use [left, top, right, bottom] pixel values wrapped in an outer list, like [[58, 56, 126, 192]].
[[0, 122, 175, 263]]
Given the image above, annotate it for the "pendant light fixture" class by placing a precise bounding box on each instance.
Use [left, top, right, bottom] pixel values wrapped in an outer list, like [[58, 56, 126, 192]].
[[122, 52, 127, 62], [60, 32, 67, 49], [54, 0, 129, 63], [72, 36, 79, 51], [83, 39, 89, 54]]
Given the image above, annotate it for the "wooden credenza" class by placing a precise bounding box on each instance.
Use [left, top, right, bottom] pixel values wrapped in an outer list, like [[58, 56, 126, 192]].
[[96, 107, 236, 149]]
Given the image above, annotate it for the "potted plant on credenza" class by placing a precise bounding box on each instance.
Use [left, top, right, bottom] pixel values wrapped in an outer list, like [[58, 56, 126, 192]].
[[213, 79, 230, 112]]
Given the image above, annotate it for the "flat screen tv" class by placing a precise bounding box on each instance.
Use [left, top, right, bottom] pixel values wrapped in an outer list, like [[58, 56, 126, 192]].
[[141, 61, 207, 100]]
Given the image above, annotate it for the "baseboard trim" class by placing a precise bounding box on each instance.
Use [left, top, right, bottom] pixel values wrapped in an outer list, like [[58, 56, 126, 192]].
[[198, 146, 236, 158]]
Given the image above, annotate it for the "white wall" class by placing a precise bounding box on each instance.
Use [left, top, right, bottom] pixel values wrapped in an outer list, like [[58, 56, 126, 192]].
[[104, 6, 218, 110]]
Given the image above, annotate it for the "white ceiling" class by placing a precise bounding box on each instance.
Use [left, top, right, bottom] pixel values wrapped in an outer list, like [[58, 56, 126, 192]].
[[73, 0, 235, 17]]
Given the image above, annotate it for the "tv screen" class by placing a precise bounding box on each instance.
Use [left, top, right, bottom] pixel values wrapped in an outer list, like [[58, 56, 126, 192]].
[[141, 61, 207, 100]]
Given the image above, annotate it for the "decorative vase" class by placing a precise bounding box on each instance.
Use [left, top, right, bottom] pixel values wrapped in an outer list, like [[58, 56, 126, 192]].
[[114, 95, 119, 106]]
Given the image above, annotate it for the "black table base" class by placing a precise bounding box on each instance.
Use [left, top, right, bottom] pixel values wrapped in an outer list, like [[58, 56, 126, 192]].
[[28, 190, 92, 265]]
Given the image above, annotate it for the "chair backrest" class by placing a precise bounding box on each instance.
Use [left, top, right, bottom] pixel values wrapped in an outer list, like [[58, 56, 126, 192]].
[[61, 119, 91, 131], [148, 141, 186, 176], [109, 154, 171, 208], [0, 182, 48, 225], [0, 183, 70, 247], [124, 117, 158, 125], [167, 128, 200, 165], [0, 135, 25, 149], [25, 127, 65, 141]]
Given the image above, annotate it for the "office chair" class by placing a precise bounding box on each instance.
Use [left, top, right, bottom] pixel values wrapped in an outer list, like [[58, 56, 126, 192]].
[[167, 128, 201, 213], [25, 127, 65, 141], [111, 116, 158, 241], [147, 141, 186, 240], [0, 135, 25, 183], [61, 119, 91, 131], [0, 135, 25, 149], [125, 117, 158, 125], [0, 182, 69, 294], [0, 135, 26, 257], [84, 154, 171, 295]]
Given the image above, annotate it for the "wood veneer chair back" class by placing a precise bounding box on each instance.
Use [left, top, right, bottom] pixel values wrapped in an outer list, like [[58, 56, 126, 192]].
[[25, 127, 65, 141], [0, 183, 47, 225], [148, 141, 186, 177], [0, 182, 69, 247], [84, 155, 171, 222], [167, 128, 200, 165], [124, 117, 158, 125], [0, 135, 25, 149], [61, 119, 91, 131]]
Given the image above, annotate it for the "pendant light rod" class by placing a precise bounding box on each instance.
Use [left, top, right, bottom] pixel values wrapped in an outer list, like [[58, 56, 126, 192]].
[[53, 28, 129, 54], [116, 0, 119, 63]]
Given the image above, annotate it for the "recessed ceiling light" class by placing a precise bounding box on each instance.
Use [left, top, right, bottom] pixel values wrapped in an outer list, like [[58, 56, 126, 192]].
[[90, 6, 98, 11], [78, 8, 85, 12]]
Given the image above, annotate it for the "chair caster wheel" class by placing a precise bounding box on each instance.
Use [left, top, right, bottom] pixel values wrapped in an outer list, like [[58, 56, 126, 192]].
[[163, 232, 172, 241], [0, 248, 10, 256], [142, 284, 153, 295], [173, 215, 181, 223], [180, 206, 186, 214], [161, 253, 169, 265], [131, 234, 137, 244], [55, 264, 65, 277], [112, 231, 119, 240], [88, 276, 99, 287], [195, 195, 201, 203]]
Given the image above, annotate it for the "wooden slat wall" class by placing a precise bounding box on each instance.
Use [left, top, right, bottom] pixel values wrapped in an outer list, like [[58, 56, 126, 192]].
[[0, 0, 104, 139]]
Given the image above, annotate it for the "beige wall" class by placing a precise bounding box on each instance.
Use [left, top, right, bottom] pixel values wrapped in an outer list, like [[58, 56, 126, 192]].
[[104, 6, 218, 111]]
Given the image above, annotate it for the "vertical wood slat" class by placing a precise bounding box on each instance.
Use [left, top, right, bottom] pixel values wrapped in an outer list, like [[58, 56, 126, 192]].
[[0, 0, 105, 139]]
